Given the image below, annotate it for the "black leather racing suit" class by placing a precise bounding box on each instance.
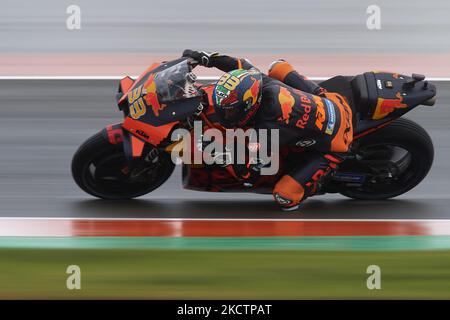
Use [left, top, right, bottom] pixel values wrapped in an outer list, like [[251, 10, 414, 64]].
[[194, 53, 353, 209]]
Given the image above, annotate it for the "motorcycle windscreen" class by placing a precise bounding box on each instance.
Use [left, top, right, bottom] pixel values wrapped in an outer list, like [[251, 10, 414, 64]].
[[152, 60, 200, 102], [125, 59, 202, 123], [122, 58, 204, 142]]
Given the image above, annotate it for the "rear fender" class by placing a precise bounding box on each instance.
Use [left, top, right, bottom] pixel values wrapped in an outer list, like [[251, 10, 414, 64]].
[[353, 118, 393, 140], [353, 79, 437, 140]]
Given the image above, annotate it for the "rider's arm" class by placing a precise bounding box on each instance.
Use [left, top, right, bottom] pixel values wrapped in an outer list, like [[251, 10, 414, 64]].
[[221, 126, 276, 186], [268, 60, 327, 96], [208, 55, 255, 72], [182, 49, 255, 72]]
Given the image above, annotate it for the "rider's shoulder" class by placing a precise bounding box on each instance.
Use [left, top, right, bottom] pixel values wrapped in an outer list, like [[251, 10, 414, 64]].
[[261, 74, 283, 90]]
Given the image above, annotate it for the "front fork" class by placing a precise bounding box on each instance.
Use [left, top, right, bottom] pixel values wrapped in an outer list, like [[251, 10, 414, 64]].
[[102, 123, 175, 177], [102, 123, 149, 171]]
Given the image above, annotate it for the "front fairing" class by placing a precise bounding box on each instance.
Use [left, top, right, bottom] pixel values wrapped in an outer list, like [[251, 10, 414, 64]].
[[118, 58, 204, 145]]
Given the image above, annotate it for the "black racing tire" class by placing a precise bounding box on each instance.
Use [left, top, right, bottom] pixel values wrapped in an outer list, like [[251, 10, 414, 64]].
[[339, 118, 434, 200], [71, 131, 175, 199]]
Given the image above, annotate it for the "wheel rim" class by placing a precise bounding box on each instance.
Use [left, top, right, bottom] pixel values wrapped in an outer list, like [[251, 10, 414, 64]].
[[340, 142, 419, 197], [82, 148, 171, 199]]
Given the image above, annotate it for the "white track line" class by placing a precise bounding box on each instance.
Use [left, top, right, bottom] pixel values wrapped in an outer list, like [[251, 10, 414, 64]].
[[0, 76, 449, 81], [0, 217, 449, 222]]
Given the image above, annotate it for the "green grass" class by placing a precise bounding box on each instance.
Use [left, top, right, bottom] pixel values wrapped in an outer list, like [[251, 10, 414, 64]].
[[1, 248, 450, 299]]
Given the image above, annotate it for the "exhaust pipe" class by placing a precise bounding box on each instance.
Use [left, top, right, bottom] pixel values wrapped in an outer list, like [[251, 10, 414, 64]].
[[422, 95, 436, 106]]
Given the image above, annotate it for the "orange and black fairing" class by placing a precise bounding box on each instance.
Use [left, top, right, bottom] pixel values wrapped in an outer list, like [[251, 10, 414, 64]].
[[117, 63, 161, 107], [353, 71, 436, 121], [119, 76, 134, 96], [112, 58, 207, 171], [101, 123, 148, 166], [103, 124, 124, 146], [320, 71, 436, 140], [372, 92, 407, 120], [182, 164, 282, 194], [118, 59, 204, 147]]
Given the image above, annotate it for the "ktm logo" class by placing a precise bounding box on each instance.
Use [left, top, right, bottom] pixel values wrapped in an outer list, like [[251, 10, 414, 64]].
[[312, 96, 326, 131], [136, 129, 149, 140]]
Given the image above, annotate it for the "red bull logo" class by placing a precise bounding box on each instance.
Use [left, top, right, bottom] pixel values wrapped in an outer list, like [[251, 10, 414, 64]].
[[372, 92, 407, 120], [278, 87, 295, 124], [143, 74, 166, 117], [296, 93, 312, 130], [243, 76, 260, 106]]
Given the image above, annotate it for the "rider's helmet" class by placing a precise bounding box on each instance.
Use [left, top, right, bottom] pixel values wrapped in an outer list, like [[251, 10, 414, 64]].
[[212, 69, 263, 128]]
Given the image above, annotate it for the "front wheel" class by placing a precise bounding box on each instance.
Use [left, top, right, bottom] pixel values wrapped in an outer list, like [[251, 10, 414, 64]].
[[71, 131, 175, 199], [338, 118, 434, 200]]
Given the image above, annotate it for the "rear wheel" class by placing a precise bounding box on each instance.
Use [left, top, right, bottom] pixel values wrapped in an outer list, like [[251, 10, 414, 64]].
[[71, 131, 175, 199], [338, 118, 434, 200]]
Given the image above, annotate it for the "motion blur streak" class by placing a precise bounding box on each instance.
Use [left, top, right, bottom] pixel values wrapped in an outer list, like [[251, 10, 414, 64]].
[[1, 218, 450, 237], [2, 0, 450, 54], [2, 54, 450, 77], [1, 1, 449, 76]]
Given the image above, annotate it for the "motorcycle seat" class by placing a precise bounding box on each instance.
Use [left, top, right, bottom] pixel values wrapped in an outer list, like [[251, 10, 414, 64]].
[[319, 75, 359, 126]]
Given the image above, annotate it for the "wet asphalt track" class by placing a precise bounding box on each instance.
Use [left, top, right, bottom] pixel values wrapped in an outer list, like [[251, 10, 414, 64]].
[[0, 79, 449, 219]]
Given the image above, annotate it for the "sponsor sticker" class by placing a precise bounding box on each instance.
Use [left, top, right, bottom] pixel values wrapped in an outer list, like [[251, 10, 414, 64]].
[[324, 99, 335, 135], [295, 139, 316, 148], [333, 172, 365, 183], [377, 79, 383, 90]]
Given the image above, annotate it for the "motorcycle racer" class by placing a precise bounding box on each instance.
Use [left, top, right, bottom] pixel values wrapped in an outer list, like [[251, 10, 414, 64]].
[[183, 50, 354, 211]]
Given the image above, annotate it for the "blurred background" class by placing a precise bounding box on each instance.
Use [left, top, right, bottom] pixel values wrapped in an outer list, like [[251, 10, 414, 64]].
[[0, 0, 450, 299], [1, 0, 449, 76]]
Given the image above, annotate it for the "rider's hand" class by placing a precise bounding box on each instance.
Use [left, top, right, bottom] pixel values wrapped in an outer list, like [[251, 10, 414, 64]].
[[182, 49, 219, 68], [225, 162, 261, 188]]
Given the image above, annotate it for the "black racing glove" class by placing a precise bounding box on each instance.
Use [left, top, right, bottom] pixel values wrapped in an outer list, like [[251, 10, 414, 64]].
[[226, 158, 270, 188], [182, 49, 219, 68]]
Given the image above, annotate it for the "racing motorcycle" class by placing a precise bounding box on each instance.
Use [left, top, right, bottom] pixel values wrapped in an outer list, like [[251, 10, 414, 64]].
[[72, 57, 437, 201]]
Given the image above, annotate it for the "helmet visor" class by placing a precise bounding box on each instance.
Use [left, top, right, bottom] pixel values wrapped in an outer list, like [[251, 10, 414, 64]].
[[218, 106, 242, 128]]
